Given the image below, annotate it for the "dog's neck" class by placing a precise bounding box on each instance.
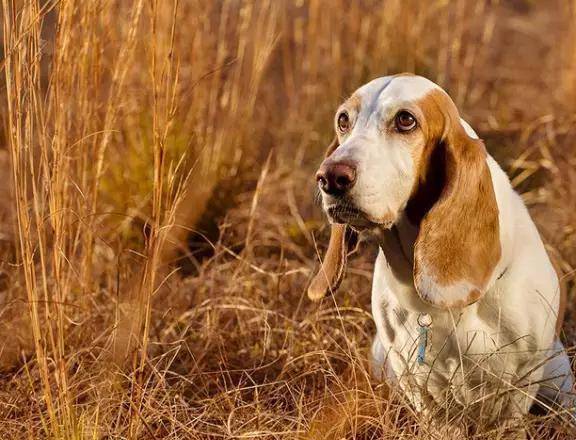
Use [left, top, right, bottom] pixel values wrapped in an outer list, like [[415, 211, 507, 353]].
[[373, 214, 437, 314], [376, 213, 418, 267], [374, 215, 415, 273], [393, 214, 419, 263]]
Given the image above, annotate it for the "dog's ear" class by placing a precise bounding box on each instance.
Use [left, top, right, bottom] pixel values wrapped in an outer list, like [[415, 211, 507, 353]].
[[308, 223, 349, 301], [308, 136, 357, 301], [410, 112, 501, 309]]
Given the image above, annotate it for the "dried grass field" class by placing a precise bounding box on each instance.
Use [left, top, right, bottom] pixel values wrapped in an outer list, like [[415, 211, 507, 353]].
[[1, 0, 576, 438]]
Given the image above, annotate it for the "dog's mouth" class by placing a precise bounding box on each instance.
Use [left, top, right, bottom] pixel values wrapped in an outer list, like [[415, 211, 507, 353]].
[[325, 202, 391, 230]]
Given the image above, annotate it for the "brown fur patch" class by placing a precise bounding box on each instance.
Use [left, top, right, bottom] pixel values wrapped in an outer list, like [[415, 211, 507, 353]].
[[308, 223, 348, 301], [324, 136, 339, 157], [433, 288, 484, 309], [344, 93, 362, 114], [408, 89, 501, 308]]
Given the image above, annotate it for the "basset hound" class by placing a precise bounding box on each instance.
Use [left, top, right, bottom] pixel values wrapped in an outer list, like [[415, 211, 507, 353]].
[[309, 74, 575, 436]]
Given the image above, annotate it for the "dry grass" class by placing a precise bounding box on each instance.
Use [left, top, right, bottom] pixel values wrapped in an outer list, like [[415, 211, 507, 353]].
[[1, 0, 576, 438]]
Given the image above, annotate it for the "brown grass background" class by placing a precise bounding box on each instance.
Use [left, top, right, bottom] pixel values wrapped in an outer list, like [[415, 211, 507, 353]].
[[1, 0, 576, 438]]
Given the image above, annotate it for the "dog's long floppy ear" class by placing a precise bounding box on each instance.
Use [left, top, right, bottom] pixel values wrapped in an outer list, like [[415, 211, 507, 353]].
[[308, 137, 357, 301], [411, 106, 501, 309], [308, 223, 349, 301]]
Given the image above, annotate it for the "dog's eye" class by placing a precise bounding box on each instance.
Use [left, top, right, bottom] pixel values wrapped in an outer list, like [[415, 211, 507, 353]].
[[337, 112, 351, 133], [395, 111, 417, 132]]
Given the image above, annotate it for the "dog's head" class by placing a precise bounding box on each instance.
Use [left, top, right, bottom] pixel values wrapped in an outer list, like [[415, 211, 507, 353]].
[[309, 74, 501, 309]]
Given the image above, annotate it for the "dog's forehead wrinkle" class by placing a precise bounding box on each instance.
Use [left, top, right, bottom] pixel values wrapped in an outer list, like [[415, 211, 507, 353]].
[[354, 76, 394, 112], [353, 75, 443, 119], [356, 75, 394, 98], [379, 76, 441, 105]]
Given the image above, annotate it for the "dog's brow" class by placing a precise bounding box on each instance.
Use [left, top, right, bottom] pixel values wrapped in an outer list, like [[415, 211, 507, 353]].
[[350, 76, 395, 111], [343, 94, 362, 111], [364, 76, 397, 113]]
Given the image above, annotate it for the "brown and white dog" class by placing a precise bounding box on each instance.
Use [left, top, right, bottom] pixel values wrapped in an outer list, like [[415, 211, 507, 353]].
[[310, 74, 575, 435]]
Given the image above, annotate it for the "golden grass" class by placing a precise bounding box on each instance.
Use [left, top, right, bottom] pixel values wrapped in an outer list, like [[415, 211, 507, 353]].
[[0, 0, 575, 438]]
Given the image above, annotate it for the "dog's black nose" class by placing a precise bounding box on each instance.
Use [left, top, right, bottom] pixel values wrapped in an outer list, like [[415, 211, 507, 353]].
[[316, 161, 357, 196]]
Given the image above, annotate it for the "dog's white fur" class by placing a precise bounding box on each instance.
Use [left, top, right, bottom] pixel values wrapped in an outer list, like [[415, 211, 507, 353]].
[[318, 75, 575, 430]]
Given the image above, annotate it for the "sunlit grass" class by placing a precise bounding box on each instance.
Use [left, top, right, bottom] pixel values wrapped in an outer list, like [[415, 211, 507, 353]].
[[0, 0, 575, 438]]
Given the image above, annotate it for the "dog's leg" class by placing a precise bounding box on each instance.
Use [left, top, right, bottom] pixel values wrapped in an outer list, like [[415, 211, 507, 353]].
[[370, 337, 399, 384], [535, 338, 576, 421], [370, 337, 386, 381]]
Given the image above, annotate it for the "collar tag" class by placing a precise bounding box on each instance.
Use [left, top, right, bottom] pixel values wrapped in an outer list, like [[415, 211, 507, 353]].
[[417, 313, 432, 365]]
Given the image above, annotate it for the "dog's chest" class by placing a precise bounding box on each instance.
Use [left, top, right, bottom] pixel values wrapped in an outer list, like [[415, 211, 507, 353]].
[[377, 302, 517, 407], [371, 289, 536, 414]]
